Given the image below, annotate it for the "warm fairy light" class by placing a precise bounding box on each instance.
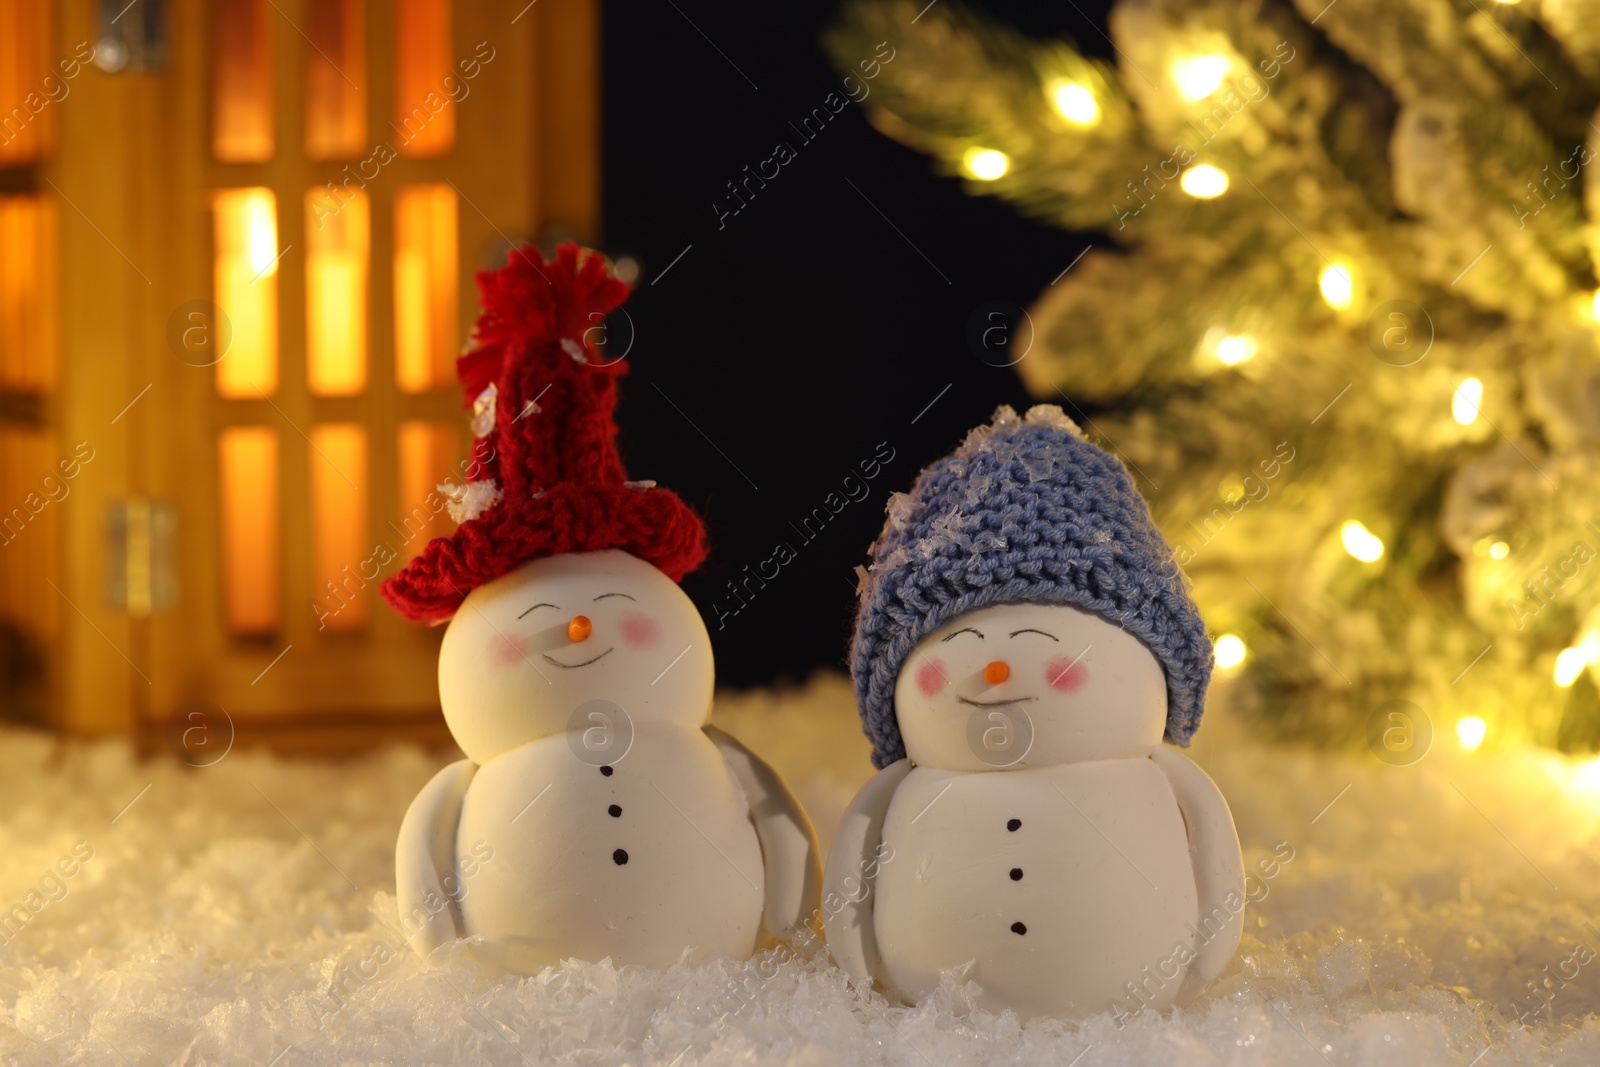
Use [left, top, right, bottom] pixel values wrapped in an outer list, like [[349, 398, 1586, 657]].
[[1319, 263, 1354, 310], [1340, 520, 1384, 563], [1472, 537, 1511, 559], [1050, 80, 1101, 126], [1180, 164, 1229, 198], [1590, 289, 1600, 320], [1215, 334, 1257, 365], [1555, 646, 1588, 687], [1554, 630, 1600, 687], [963, 148, 1010, 180], [1214, 633, 1247, 669], [1171, 53, 1230, 100], [1452, 377, 1483, 425], [1456, 717, 1487, 751]]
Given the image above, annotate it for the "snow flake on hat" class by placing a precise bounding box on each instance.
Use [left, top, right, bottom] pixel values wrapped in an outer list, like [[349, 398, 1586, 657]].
[[918, 507, 973, 559], [1020, 446, 1057, 482], [470, 384, 498, 438], [440, 479, 504, 523], [884, 491, 917, 532], [1022, 404, 1086, 439]]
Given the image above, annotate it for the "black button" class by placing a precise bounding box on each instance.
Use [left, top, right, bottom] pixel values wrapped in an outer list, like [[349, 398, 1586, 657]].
[[600, 766, 614, 777], [1011, 921, 1027, 935], [1010, 868, 1023, 881], [1006, 818, 1021, 832], [608, 804, 622, 817], [613, 848, 629, 865]]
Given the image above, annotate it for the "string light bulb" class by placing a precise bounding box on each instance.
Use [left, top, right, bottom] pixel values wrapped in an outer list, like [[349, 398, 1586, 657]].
[[1171, 53, 1230, 100], [963, 147, 1009, 181], [1554, 630, 1600, 687], [1319, 263, 1355, 310], [1215, 334, 1257, 365], [1456, 717, 1487, 750], [1555, 646, 1588, 687], [1214, 633, 1247, 669], [1049, 80, 1100, 126], [1340, 520, 1384, 563], [1472, 537, 1511, 559], [1453, 377, 1483, 425], [1180, 164, 1229, 198]]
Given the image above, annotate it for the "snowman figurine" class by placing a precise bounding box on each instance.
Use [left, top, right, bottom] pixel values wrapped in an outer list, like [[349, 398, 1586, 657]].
[[384, 243, 820, 972], [824, 405, 1244, 1020]]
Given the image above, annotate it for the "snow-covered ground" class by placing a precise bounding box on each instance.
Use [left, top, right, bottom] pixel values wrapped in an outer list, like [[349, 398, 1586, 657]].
[[4, 673, 1600, 1065]]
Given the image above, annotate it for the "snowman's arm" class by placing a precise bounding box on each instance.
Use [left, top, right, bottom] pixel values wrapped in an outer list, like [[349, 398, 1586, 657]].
[[822, 758, 911, 994], [1151, 745, 1245, 982], [705, 725, 822, 945], [394, 758, 477, 960]]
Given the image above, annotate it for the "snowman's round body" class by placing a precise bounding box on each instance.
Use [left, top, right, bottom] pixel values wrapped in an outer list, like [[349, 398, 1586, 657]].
[[828, 599, 1243, 1020], [456, 724, 762, 970], [398, 549, 808, 970], [874, 760, 1196, 1017]]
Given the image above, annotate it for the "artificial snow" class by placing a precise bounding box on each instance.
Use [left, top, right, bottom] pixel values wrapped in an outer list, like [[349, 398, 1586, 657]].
[[440, 478, 503, 524], [5, 674, 1600, 1064]]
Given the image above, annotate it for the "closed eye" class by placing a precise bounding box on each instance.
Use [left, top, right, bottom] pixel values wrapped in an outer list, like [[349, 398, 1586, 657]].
[[517, 602, 559, 619], [941, 627, 984, 642], [1009, 628, 1059, 641], [593, 592, 636, 602]]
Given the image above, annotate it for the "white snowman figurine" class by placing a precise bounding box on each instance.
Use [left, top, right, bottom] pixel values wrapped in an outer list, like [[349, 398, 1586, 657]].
[[384, 243, 820, 971], [825, 405, 1244, 1021]]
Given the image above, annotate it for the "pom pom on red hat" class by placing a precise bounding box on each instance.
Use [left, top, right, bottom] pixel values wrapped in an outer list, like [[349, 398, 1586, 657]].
[[382, 243, 708, 622]]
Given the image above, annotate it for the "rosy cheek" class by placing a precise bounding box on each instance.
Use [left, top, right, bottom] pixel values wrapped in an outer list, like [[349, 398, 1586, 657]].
[[488, 633, 529, 667], [619, 612, 661, 648], [915, 658, 949, 697], [1046, 656, 1089, 692]]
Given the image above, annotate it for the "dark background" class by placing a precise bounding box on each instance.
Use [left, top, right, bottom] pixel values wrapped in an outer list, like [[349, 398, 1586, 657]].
[[603, 1, 1115, 687]]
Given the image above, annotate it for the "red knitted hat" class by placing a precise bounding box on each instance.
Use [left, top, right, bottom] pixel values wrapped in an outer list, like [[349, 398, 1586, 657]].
[[381, 243, 708, 622]]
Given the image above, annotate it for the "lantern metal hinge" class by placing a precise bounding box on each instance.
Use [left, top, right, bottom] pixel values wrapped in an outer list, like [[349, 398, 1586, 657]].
[[107, 497, 176, 616]]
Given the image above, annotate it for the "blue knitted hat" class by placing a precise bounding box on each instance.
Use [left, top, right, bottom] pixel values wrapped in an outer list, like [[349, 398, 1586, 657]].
[[849, 405, 1212, 768]]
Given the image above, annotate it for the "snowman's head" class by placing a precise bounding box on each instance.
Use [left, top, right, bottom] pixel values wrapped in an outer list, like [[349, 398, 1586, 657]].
[[892, 601, 1167, 770], [437, 549, 713, 764]]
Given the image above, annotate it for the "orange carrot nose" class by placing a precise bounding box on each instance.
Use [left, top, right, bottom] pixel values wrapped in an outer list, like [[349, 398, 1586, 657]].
[[984, 660, 1010, 685], [568, 615, 593, 642]]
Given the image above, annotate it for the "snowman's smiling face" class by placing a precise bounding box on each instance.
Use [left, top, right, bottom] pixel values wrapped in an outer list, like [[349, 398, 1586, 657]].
[[892, 602, 1168, 770], [438, 549, 714, 764]]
